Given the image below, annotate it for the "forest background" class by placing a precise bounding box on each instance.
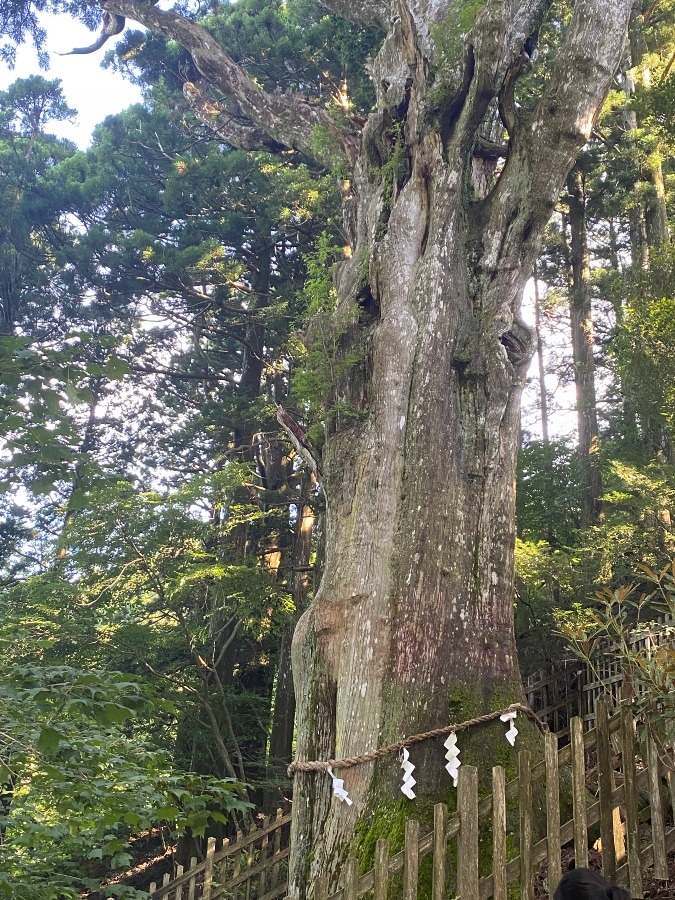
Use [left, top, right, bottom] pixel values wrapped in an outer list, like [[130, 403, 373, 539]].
[[1, 0, 675, 897]]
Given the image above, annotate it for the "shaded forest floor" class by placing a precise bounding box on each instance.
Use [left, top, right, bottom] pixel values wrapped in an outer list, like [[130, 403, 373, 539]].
[[84, 829, 176, 898]]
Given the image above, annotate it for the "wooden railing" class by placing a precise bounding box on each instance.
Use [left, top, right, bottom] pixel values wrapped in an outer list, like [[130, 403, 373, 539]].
[[524, 659, 583, 739], [149, 808, 291, 900], [150, 702, 675, 900], [525, 616, 675, 736], [314, 701, 674, 900]]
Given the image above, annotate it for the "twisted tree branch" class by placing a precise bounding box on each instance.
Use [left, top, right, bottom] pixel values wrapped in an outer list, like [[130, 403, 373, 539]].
[[103, 0, 359, 167]]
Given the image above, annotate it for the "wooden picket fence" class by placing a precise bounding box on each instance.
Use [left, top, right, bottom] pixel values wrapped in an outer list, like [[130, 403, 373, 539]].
[[149, 808, 291, 900], [149, 700, 675, 899], [314, 700, 675, 900]]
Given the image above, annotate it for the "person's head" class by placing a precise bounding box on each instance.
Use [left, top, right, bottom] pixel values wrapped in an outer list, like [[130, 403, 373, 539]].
[[553, 867, 630, 900]]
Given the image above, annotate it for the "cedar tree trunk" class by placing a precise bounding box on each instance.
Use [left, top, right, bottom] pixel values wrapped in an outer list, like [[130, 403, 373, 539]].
[[566, 166, 602, 527], [102, 0, 632, 894]]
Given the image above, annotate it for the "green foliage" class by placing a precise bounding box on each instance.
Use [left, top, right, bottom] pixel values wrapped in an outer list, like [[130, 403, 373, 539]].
[[199, 0, 378, 114], [0, 637, 249, 898], [514, 539, 586, 673], [292, 235, 365, 440], [517, 440, 581, 546], [557, 560, 675, 741], [612, 250, 675, 442], [515, 440, 675, 671]]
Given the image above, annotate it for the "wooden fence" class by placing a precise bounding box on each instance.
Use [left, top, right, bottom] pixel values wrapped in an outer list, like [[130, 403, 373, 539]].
[[524, 660, 583, 740], [149, 701, 675, 899], [149, 807, 291, 900], [525, 617, 675, 737], [314, 700, 675, 900]]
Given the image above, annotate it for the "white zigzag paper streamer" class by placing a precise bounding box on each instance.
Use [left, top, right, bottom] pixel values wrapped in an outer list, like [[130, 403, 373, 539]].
[[327, 766, 353, 805], [500, 710, 519, 746], [400, 747, 416, 799], [444, 732, 461, 787]]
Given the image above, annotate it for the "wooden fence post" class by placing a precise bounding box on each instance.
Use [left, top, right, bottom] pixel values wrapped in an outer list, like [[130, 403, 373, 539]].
[[432, 803, 447, 900], [458, 766, 479, 900], [596, 699, 617, 880], [259, 814, 270, 897], [519, 750, 533, 900], [404, 818, 419, 900], [570, 717, 588, 869], [492, 766, 507, 900], [272, 808, 283, 888], [646, 729, 668, 881], [344, 856, 359, 900], [203, 836, 216, 900], [187, 856, 197, 900], [314, 873, 329, 900], [544, 731, 561, 894], [621, 703, 643, 899], [374, 838, 390, 900]]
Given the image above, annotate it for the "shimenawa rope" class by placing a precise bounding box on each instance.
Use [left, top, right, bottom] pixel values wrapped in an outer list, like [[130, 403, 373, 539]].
[[287, 702, 547, 776]]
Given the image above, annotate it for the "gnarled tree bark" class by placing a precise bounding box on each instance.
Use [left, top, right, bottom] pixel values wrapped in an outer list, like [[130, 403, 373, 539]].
[[100, 0, 633, 894]]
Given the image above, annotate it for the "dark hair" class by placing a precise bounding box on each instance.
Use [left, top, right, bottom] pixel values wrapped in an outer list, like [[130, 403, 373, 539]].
[[553, 868, 630, 900]]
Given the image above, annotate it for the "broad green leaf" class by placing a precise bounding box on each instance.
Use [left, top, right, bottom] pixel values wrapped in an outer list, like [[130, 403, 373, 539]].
[[37, 726, 61, 756]]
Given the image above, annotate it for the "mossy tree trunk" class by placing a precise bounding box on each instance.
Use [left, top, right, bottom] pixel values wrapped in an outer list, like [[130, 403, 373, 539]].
[[104, 0, 632, 893]]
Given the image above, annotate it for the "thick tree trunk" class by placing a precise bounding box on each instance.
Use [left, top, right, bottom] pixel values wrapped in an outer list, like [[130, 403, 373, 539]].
[[287, 4, 631, 893], [292, 146, 527, 895], [565, 167, 602, 528], [102, 0, 633, 893]]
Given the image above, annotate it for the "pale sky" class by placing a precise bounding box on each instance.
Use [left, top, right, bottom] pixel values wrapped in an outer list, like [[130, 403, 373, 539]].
[[0, 11, 142, 147]]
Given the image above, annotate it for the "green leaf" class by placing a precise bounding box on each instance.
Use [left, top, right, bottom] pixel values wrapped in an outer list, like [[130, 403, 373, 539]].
[[155, 805, 180, 820], [104, 355, 131, 380], [32, 475, 58, 495], [67, 490, 90, 511], [0, 414, 23, 431], [64, 382, 84, 406], [37, 727, 61, 756]]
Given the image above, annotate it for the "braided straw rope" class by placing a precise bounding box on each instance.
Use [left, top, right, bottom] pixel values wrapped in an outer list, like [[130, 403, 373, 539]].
[[287, 703, 548, 776]]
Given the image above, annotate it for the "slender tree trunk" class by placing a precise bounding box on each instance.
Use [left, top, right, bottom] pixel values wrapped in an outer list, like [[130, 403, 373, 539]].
[[607, 219, 639, 443], [566, 166, 602, 527], [55, 373, 105, 559], [533, 269, 550, 445], [265, 473, 316, 809], [230, 238, 273, 556], [532, 269, 556, 546], [620, 5, 671, 457]]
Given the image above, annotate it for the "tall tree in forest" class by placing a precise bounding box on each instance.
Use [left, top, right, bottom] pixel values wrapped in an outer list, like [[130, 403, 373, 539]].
[[564, 162, 603, 527], [2, 0, 634, 893]]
